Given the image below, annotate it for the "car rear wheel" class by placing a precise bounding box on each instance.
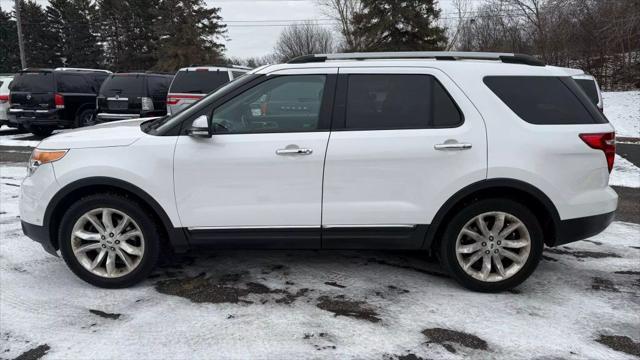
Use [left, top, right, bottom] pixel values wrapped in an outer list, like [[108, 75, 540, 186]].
[[59, 194, 160, 288], [75, 108, 96, 127], [439, 199, 543, 292]]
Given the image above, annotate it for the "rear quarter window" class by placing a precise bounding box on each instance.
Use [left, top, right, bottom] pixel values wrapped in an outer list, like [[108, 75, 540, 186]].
[[56, 73, 92, 93], [147, 76, 171, 98], [484, 76, 607, 124], [574, 79, 599, 106]]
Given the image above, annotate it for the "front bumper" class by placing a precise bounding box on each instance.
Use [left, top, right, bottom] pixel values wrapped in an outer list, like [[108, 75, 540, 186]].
[[553, 211, 616, 246], [21, 221, 58, 256]]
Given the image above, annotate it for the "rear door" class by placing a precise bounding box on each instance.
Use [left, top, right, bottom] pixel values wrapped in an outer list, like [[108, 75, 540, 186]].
[[167, 69, 231, 115], [9, 71, 56, 111], [322, 67, 487, 248], [97, 74, 145, 115]]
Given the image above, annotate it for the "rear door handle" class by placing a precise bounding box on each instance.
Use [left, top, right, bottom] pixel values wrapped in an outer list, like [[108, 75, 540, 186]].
[[434, 143, 472, 151], [276, 148, 313, 155]]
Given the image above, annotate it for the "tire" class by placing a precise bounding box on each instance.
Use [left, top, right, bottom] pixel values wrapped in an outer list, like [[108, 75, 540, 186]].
[[75, 108, 96, 128], [59, 193, 161, 288], [30, 127, 54, 138], [439, 198, 543, 292]]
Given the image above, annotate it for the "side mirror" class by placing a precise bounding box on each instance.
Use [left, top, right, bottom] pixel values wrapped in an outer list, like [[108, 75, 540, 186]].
[[187, 115, 211, 138]]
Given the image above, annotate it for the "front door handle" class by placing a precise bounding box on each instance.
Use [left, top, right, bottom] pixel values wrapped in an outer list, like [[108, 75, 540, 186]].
[[276, 148, 313, 155], [434, 143, 472, 151]]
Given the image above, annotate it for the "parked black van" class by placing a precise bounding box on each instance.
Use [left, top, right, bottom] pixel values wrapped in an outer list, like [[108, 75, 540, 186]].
[[8, 68, 110, 137], [96, 72, 174, 122]]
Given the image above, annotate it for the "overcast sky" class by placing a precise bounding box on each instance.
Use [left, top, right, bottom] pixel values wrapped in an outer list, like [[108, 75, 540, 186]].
[[1, 0, 459, 59]]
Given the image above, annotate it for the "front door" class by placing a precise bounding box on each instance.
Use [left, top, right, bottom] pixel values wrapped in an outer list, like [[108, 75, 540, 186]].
[[173, 68, 336, 246]]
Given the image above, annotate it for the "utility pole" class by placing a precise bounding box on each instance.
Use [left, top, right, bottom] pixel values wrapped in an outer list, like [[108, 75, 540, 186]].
[[15, 0, 27, 69]]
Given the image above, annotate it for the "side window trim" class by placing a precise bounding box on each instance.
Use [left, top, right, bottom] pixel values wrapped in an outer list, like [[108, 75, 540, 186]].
[[331, 72, 464, 131]]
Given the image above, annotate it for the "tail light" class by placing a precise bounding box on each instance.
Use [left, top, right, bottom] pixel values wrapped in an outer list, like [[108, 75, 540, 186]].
[[141, 97, 154, 111], [0, 95, 8, 104], [579, 132, 615, 173], [166, 96, 179, 105], [54, 93, 65, 109]]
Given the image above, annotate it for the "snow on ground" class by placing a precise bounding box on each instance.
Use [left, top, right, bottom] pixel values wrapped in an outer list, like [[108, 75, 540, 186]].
[[1, 165, 639, 359], [604, 91, 640, 139], [611, 154, 640, 188]]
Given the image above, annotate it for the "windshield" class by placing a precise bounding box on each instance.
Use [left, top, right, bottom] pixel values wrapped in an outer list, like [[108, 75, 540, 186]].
[[100, 74, 145, 97], [147, 73, 260, 135], [170, 70, 230, 93], [10, 72, 55, 92]]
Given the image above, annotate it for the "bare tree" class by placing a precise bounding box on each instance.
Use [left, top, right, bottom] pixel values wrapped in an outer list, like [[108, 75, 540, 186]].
[[273, 21, 335, 62], [445, 0, 473, 50], [317, 0, 364, 51]]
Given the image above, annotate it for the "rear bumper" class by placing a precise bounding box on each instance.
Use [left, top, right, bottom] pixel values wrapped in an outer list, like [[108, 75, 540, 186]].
[[8, 109, 62, 127], [97, 113, 140, 121], [21, 220, 58, 256], [552, 211, 615, 246]]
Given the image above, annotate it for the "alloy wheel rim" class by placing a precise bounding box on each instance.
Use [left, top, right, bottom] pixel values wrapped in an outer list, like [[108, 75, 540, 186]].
[[455, 211, 531, 282], [70, 208, 145, 278]]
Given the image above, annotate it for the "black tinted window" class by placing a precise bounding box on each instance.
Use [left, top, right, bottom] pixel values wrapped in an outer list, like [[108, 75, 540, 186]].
[[170, 71, 228, 94], [100, 74, 144, 97], [232, 71, 246, 79], [10, 72, 55, 92], [345, 74, 462, 130], [56, 74, 92, 93], [575, 79, 599, 106], [147, 76, 171, 97], [484, 76, 606, 124]]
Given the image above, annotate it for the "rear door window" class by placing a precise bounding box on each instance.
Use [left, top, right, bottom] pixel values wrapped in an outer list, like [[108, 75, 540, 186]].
[[484, 76, 607, 124], [10, 72, 55, 92], [344, 74, 463, 130], [56, 74, 91, 93], [170, 70, 229, 94], [100, 75, 145, 97]]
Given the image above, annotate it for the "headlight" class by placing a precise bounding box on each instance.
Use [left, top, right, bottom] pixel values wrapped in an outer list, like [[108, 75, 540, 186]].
[[28, 149, 68, 176]]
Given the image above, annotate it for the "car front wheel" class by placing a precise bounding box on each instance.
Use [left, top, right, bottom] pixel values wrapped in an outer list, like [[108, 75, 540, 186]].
[[439, 199, 543, 292], [59, 194, 160, 288]]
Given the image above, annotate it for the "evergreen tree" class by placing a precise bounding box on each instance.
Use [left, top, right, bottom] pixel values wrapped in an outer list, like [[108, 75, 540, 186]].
[[0, 8, 21, 72], [153, 0, 227, 71], [19, 0, 61, 68], [46, 0, 103, 68], [352, 0, 447, 52], [97, 0, 161, 71]]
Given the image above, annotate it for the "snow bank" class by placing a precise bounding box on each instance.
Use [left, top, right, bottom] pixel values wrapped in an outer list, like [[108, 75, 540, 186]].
[[603, 91, 640, 138]]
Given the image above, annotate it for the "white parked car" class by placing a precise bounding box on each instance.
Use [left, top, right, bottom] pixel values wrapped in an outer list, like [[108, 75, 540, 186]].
[[0, 74, 13, 125], [166, 65, 250, 115], [20, 52, 617, 291]]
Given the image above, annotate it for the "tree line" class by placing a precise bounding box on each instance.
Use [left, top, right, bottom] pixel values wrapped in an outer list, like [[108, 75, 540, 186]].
[[0, 0, 226, 73]]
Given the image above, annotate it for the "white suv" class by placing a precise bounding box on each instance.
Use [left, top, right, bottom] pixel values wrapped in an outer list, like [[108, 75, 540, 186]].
[[20, 52, 617, 292]]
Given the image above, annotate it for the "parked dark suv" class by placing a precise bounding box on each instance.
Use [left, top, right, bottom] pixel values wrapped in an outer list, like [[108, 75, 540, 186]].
[[7, 68, 110, 137], [96, 72, 174, 122]]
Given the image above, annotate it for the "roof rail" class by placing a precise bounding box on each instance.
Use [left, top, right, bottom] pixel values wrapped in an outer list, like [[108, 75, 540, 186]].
[[54, 67, 112, 73], [186, 64, 252, 70], [288, 51, 545, 66]]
